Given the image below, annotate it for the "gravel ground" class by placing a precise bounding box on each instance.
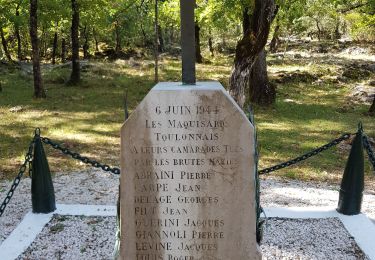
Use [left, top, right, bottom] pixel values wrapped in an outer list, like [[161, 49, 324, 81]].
[[0, 169, 119, 243], [260, 177, 375, 223], [18, 216, 369, 260], [261, 218, 369, 260], [1, 170, 375, 259], [17, 215, 117, 260]]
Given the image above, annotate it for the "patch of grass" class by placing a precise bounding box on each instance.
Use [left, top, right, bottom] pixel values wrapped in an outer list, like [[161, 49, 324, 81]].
[[257, 58, 375, 184], [49, 223, 65, 234], [0, 52, 374, 186], [56, 215, 68, 222]]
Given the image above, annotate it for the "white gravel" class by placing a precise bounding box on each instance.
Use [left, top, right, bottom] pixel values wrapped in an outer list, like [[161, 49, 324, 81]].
[[0, 169, 119, 243], [260, 177, 375, 223], [17, 215, 117, 260], [261, 218, 369, 260], [1, 170, 375, 259]]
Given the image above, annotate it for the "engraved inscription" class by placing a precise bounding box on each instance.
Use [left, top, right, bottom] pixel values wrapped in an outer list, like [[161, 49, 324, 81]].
[[121, 84, 261, 260]]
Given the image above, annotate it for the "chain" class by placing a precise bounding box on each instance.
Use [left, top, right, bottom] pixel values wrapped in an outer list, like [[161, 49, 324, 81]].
[[41, 137, 121, 175], [258, 133, 352, 175], [0, 138, 35, 217], [363, 135, 375, 173]]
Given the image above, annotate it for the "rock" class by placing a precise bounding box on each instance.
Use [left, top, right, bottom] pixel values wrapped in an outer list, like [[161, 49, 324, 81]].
[[114, 59, 126, 66], [9, 106, 24, 113], [318, 45, 329, 53], [341, 47, 369, 55], [363, 64, 375, 73], [127, 57, 141, 68], [350, 84, 375, 103], [337, 76, 349, 82], [275, 71, 318, 84], [337, 103, 355, 113], [342, 66, 371, 80]]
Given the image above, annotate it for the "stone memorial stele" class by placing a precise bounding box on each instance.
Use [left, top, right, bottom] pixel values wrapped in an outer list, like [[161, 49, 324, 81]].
[[119, 82, 261, 260]]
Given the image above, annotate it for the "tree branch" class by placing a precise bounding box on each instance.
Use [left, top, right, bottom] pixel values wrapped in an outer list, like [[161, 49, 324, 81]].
[[339, 2, 368, 13]]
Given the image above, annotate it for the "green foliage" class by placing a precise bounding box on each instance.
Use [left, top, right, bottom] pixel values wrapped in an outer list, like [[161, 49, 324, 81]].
[[271, 0, 374, 41], [0, 0, 373, 62], [345, 12, 375, 41]]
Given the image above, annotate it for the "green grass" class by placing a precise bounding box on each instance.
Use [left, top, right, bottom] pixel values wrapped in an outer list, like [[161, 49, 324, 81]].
[[0, 52, 374, 184]]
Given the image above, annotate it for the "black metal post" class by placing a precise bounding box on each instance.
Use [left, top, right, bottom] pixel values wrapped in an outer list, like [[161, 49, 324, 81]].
[[180, 0, 196, 85], [32, 129, 56, 213], [337, 123, 364, 215]]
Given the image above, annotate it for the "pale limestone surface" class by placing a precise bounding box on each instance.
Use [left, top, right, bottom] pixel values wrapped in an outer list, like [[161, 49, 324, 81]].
[[120, 82, 261, 260]]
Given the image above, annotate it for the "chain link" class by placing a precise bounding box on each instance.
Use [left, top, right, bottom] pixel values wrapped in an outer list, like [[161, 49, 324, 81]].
[[258, 133, 352, 175], [41, 137, 121, 175], [0, 138, 35, 217], [363, 135, 375, 173]]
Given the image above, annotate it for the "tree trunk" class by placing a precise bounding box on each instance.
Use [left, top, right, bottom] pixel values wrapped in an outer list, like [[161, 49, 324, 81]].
[[61, 38, 66, 63], [40, 26, 46, 57], [370, 97, 375, 116], [154, 0, 159, 83], [44, 30, 48, 58], [170, 25, 175, 45], [83, 25, 89, 59], [249, 49, 275, 105], [208, 37, 214, 57], [242, 7, 251, 36], [195, 21, 203, 64], [69, 0, 80, 85], [229, 0, 277, 107], [208, 28, 214, 57], [334, 19, 341, 40], [93, 28, 99, 52], [115, 22, 121, 53], [29, 0, 46, 98], [15, 4, 22, 60], [315, 19, 322, 41], [141, 24, 148, 47], [158, 25, 164, 53], [0, 28, 12, 61], [269, 24, 280, 53], [52, 32, 58, 64]]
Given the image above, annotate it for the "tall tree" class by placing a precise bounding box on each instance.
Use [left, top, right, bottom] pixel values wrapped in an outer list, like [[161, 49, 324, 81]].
[[115, 20, 121, 52], [68, 0, 80, 85], [195, 20, 203, 63], [249, 49, 275, 105], [52, 25, 58, 64], [0, 27, 12, 61], [243, 6, 276, 106], [269, 21, 280, 53], [154, 0, 159, 83], [15, 1, 22, 60], [157, 25, 164, 52], [29, 0, 46, 98], [82, 25, 89, 59], [208, 28, 214, 57], [61, 37, 66, 63], [229, 0, 278, 107]]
